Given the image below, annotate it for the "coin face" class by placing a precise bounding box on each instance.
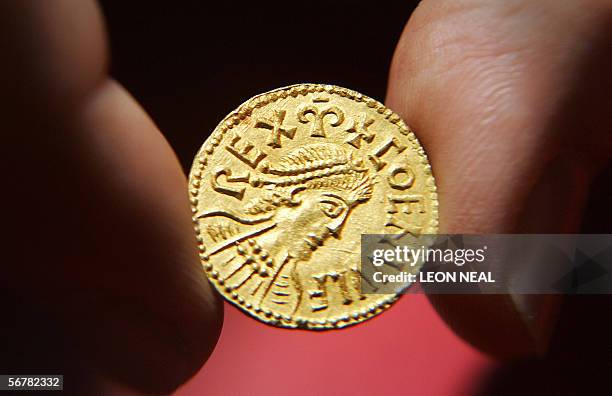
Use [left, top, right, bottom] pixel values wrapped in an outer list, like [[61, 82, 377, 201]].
[[189, 84, 438, 329]]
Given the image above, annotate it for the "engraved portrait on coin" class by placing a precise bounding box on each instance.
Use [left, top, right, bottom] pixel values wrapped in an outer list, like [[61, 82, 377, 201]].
[[189, 84, 438, 329]]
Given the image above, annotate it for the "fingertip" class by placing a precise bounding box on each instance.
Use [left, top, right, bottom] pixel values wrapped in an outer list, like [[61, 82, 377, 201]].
[[79, 296, 223, 394]]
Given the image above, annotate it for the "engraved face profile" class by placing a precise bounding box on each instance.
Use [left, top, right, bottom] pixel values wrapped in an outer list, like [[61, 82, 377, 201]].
[[244, 143, 374, 262], [197, 143, 375, 317]]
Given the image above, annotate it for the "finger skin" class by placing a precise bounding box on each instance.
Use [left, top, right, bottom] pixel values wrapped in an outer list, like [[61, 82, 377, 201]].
[[387, 0, 612, 357], [1, 1, 222, 393]]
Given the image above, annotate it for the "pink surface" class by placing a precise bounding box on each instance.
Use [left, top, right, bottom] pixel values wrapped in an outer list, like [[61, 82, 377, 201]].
[[177, 295, 493, 396]]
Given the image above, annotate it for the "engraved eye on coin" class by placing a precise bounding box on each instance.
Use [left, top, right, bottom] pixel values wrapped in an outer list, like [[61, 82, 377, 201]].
[[189, 84, 438, 329]]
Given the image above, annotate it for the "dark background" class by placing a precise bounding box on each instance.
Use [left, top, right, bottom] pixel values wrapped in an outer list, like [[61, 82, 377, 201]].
[[98, 0, 420, 170]]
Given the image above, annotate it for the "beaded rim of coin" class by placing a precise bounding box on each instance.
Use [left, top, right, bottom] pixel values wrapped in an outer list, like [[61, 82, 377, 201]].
[[188, 83, 438, 329]]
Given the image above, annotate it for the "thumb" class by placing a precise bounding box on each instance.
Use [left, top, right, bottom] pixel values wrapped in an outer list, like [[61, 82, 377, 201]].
[[386, 0, 612, 357]]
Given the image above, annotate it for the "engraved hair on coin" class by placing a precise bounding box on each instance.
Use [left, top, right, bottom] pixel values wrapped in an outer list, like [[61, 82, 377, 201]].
[[247, 143, 374, 259]]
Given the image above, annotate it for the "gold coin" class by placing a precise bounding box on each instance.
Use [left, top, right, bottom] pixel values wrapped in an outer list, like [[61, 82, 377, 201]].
[[189, 84, 438, 329]]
